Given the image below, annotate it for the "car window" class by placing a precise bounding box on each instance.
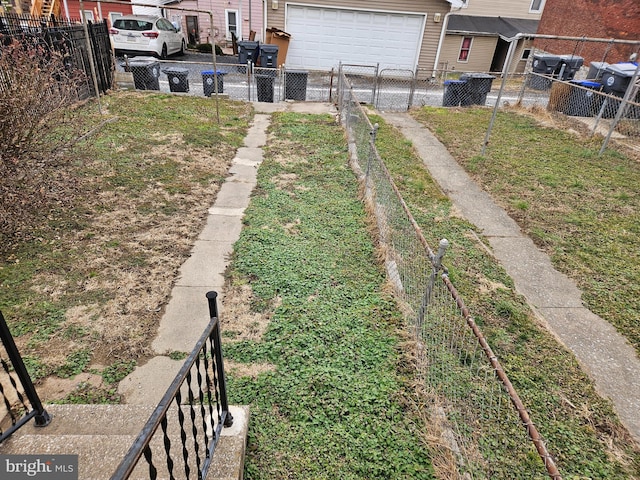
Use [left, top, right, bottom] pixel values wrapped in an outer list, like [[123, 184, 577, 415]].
[[157, 18, 173, 31], [113, 19, 153, 31]]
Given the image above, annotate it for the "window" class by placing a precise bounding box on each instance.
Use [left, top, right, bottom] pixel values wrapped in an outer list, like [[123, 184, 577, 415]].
[[109, 12, 122, 28], [530, 0, 544, 12], [521, 48, 531, 60], [81, 10, 94, 23], [458, 36, 472, 62], [225, 9, 239, 40]]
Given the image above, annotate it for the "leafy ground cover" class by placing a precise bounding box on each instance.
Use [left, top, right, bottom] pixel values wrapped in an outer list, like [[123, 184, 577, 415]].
[[220, 112, 435, 479], [2, 91, 639, 478], [410, 107, 640, 359], [0, 92, 252, 402], [218, 109, 639, 478]]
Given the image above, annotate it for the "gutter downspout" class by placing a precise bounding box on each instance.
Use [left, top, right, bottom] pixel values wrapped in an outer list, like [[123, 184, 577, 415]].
[[432, 9, 461, 78], [262, 0, 267, 43], [62, 0, 70, 21]]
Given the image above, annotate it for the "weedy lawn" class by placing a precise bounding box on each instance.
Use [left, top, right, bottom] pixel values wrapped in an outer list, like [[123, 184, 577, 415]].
[[221, 111, 639, 478], [1, 94, 639, 478]]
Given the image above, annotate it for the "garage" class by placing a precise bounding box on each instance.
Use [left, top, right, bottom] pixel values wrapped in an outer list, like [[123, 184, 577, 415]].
[[284, 4, 426, 70]]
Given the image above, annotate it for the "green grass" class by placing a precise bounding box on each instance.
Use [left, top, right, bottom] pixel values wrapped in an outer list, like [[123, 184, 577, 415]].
[[0, 92, 252, 400], [369, 113, 640, 478], [411, 107, 640, 360], [225, 112, 434, 479]]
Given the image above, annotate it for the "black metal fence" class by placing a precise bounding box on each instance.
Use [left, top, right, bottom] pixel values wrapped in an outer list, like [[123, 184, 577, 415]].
[[0, 13, 113, 97], [0, 310, 52, 443], [110, 291, 233, 480]]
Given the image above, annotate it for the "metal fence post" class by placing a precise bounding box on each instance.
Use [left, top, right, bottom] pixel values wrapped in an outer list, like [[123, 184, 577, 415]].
[[78, 0, 102, 114], [366, 123, 379, 183], [416, 239, 449, 337], [372, 62, 379, 105], [408, 67, 417, 110], [482, 36, 519, 156]]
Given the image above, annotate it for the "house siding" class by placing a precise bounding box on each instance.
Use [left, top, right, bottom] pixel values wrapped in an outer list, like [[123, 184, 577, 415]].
[[265, 0, 451, 70], [456, 0, 543, 20], [441, 34, 497, 71], [67, 1, 131, 25], [535, 0, 640, 65], [173, 0, 264, 46]]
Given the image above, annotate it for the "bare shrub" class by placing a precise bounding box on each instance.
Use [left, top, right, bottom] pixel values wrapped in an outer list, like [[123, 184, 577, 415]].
[[0, 38, 87, 248]]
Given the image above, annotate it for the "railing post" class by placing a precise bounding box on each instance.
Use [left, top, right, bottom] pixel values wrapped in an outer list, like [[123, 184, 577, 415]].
[[206, 291, 233, 428], [0, 311, 52, 428]]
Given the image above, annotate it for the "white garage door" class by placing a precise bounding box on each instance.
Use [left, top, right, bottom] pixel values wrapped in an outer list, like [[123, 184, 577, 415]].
[[285, 5, 425, 70]]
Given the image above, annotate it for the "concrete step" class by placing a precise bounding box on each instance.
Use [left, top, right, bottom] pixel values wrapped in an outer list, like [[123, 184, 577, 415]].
[[0, 404, 248, 480]]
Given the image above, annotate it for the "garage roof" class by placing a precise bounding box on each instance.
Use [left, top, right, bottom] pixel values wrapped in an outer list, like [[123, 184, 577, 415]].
[[447, 15, 539, 40]]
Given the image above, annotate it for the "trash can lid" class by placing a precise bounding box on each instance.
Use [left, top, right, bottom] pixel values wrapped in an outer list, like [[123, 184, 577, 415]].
[[162, 67, 189, 74], [202, 70, 227, 75], [261, 44, 279, 51], [570, 80, 601, 88], [127, 57, 159, 66], [444, 80, 466, 85], [238, 41, 259, 47], [533, 53, 562, 60], [460, 73, 495, 79], [285, 69, 308, 74], [604, 63, 637, 77]]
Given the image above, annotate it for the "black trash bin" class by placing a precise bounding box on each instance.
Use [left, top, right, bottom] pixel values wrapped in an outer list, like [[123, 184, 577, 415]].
[[259, 44, 279, 68], [256, 74, 275, 102], [285, 69, 308, 100], [238, 41, 260, 65], [558, 55, 584, 81], [601, 62, 637, 118], [528, 54, 562, 90], [460, 73, 495, 105], [127, 57, 160, 91], [202, 70, 226, 96], [587, 61, 609, 81], [562, 80, 603, 117], [163, 67, 189, 93], [442, 80, 466, 107]]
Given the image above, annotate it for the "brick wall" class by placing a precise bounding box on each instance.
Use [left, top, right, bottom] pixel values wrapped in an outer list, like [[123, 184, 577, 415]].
[[535, 0, 640, 65]]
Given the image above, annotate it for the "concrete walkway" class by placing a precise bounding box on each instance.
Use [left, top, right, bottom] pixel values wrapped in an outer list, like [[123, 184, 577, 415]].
[[380, 112, 640, 443], [114, 101, 337, 479], [118, 101, 338, 404]]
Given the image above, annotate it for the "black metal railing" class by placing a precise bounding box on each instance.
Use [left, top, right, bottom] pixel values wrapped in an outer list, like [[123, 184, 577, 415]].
[[0, 310, 52, 443], [111, 291, 233, 480], [0, 13, 113, 97]]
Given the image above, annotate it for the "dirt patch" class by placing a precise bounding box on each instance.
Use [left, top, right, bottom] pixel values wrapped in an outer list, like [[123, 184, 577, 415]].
[[38, 373, 104, 402], [224, 360, 275, 379], [221, 284, 277, 342]]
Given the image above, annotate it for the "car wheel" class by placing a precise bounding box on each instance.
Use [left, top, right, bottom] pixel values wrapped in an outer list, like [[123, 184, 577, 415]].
[[160, 44, 168, 60], [179, 39, 186, 56]]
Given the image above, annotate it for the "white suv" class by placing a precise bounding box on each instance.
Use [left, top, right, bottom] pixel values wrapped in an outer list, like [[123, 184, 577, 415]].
[[110, 15, 186, 59]]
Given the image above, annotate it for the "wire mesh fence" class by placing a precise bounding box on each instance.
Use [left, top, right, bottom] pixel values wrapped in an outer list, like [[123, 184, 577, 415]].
[[340, 73, 561, 479]]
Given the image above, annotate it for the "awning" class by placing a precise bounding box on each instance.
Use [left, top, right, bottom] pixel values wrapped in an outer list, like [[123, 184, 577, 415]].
[[447, 15, 539, 40]]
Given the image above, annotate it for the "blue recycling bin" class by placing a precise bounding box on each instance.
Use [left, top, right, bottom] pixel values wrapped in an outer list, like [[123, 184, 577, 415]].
[[442, 80, 466, 107], [202, 70, 226, 96], [562, 80, 603, 117]]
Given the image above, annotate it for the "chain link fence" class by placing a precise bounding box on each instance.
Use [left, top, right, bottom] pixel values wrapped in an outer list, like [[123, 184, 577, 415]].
[[340, 73, 561, 479], [114, 58, 336, 103]]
